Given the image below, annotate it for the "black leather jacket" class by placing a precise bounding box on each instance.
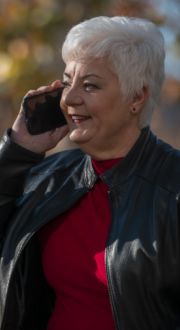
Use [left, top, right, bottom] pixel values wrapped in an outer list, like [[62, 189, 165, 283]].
[[0, 126, 180, 330]]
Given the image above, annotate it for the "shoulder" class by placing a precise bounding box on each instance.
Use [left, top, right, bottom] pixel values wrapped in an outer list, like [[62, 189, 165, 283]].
[[22, 148, 86, 195], [30, 148, 86, 175], [136, 132, 180, 194]]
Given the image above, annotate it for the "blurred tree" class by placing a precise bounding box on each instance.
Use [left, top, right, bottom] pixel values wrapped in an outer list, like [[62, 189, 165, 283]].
[[0, 0, 179, 151]]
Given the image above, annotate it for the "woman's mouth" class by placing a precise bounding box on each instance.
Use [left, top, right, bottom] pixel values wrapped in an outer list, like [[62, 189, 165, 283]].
[[71, 115, 91, 123]]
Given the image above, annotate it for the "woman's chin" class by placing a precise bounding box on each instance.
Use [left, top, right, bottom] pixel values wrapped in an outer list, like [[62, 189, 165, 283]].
[[69, 129, 93, 145]]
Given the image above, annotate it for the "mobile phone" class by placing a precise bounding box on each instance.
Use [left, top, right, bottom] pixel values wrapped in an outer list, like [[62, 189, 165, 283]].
[[22, 87, 67, 135]]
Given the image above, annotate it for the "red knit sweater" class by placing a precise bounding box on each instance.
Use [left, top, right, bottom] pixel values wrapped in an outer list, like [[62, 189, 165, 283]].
[[37, 157, 123, 330]]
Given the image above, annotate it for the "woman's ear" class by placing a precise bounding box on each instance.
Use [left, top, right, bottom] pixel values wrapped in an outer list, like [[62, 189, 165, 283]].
[[130, 86, 149, 114]]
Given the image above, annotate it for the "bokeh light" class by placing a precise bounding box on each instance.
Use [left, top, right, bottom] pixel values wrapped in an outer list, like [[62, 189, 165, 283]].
[[30, 6, 53, 27], [33, 44, 54, 65], [8, 38, 29, 59], [0, 53, 14, 83]]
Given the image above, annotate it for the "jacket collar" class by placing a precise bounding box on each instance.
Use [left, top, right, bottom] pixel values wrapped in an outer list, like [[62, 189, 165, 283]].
[[83, 126, 155, 190]]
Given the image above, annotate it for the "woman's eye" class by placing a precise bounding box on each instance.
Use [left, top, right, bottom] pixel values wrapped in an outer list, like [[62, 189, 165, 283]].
[[62, 81, 71, 88], [62, 81, 98, 90], [84, 83, 97, 90]]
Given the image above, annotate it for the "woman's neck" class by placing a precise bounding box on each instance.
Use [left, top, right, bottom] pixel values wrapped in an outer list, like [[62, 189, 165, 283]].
[[77, 126, 142, 161]]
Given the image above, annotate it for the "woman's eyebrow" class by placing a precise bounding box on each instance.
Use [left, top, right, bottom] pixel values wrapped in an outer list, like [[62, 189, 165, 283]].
[[63, 72, 71, 78], [63, 72, 103, 79], [80, 74, 103, 79]]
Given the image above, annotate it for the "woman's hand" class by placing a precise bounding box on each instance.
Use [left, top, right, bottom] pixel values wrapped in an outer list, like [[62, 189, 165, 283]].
[[11, 80, 69, 154]]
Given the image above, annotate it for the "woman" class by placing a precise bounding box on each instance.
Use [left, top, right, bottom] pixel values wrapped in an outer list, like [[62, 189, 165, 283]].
[[0, 16, 179, 330]]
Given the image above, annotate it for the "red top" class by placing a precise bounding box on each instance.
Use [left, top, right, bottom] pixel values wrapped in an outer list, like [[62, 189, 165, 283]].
[[37, 156, 123, 330]]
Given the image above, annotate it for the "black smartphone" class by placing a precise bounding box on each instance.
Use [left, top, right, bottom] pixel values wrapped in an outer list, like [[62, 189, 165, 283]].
[[22, 87, 67, 135]]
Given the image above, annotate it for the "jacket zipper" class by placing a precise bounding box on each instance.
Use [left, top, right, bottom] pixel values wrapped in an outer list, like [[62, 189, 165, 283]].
[[106, 190, 120, 330], [0, 189, 89, 330]]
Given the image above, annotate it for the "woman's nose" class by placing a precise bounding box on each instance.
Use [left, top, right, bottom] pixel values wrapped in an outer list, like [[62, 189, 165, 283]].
[[62, 87, 83, 107]]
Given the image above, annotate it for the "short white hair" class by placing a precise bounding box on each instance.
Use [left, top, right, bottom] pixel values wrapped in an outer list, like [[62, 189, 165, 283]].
[[62, 16, 165, 128]]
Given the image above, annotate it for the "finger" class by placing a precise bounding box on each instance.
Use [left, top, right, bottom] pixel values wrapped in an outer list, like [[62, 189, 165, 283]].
[[23, 90, 41, 98], [51, 125, 69, 142], [51, 80, 61, 89], [37, 85, 53, 93]]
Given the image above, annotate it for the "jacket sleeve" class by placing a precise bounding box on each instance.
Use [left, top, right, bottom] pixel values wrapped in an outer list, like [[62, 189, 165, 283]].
[[0, 129, 45, 245]]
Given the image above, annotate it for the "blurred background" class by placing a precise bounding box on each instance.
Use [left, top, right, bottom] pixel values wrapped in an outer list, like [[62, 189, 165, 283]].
[[0, 0, 180, 156]]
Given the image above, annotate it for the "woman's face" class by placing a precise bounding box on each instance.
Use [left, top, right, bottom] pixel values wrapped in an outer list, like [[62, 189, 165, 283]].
[[60, 57, 135, 153]]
